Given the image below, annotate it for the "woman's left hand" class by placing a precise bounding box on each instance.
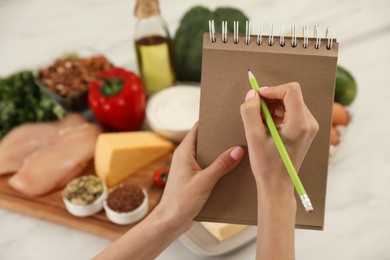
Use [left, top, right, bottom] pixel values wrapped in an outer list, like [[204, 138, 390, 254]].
[[95, 124, 244, 260], [156, 123, 245, 232]]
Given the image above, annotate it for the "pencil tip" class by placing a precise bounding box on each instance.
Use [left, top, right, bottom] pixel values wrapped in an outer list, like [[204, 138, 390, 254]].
[[247, 69, 250, 71]]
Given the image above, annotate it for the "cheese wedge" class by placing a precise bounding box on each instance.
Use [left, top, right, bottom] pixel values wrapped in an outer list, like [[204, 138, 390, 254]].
[[200, 222, 248, 242], [95, 132, 173, 187]]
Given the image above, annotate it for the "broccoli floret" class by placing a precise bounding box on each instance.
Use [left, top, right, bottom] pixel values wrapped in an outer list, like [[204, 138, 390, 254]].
[[173, 6, 248, 82], [0, 70, 65, 139], [213, 7, 248, 34]]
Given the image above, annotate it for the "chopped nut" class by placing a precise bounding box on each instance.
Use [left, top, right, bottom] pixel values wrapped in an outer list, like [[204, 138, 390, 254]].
[[38, 55, 113, 97]]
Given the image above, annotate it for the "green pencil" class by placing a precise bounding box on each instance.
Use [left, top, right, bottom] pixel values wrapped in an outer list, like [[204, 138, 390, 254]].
[[248, 70, 313, 212]]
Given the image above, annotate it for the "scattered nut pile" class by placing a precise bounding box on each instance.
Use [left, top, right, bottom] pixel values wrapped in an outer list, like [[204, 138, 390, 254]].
[[38, 56, 113, 97]]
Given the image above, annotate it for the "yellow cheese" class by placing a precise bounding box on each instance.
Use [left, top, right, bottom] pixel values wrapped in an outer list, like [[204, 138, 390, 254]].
[[95, 131, 173, 187], [200, 222, 248, 242]]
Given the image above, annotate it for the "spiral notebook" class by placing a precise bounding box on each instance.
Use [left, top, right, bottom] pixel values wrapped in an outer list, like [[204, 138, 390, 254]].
[[195, 22, 339, 230]]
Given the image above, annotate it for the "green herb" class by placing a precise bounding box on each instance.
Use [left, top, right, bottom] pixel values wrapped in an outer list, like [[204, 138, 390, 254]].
[[0, 70, 65, 139]]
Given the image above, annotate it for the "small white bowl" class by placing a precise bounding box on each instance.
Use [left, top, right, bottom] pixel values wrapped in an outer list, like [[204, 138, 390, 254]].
[[146, 84, 200, 142], [103, 189, 149, 225], [63, 182, 107, 217]]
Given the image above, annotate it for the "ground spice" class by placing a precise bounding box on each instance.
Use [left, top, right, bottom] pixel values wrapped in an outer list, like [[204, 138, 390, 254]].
[[107, 184, 145, 213]]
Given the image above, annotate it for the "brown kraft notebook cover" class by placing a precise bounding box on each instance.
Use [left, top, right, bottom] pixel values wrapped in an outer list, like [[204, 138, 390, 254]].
[[196, 32, 339, 230]]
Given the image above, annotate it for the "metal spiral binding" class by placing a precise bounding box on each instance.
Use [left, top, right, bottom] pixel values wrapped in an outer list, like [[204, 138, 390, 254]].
[[245, 21, 251, 45], [208, 20, 215, 42], [222, 21, 227, 43], [280, 24, 285, 47], [256, 21, 263, 45], [291, 24, 297, 47], [268, 22, 274, 46], [207, 20, 335, 50], [326, 26, 333, 50], [303, 24, 309, 48], [233, 21, 239, 44], [314, 24, 321, 49]]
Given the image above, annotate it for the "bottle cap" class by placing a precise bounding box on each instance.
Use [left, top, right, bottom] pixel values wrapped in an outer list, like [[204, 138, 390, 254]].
[[134, 0, 160, 19]]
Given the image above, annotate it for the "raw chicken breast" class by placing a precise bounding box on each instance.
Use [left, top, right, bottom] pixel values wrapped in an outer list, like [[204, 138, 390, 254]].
[[0, 113, 86, 175], [8, 123, 101, 197]]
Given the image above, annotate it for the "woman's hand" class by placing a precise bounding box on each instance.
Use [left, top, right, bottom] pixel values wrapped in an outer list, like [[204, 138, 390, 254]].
[[156, 123, 245, 232], [240, 82, 319, 260], [240, 82, 319, 192], [95, 124, 244, 260]]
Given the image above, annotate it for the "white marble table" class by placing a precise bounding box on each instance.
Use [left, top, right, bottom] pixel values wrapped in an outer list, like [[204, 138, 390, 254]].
[[1, 0, 390, 259]]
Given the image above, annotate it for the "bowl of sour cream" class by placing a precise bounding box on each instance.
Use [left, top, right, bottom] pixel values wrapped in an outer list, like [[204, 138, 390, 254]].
[[145, 84, 200, 143]]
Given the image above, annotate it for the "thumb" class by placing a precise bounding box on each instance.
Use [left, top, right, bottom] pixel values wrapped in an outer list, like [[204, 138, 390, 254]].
[[200, 146, 245, 186]]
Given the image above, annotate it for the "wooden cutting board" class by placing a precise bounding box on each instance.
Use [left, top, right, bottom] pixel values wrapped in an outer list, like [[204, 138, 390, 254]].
[[0, 153, 172, 240]]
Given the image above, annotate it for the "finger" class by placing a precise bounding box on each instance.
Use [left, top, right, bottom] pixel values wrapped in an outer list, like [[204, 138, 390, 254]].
[[259, 82, 306, 122], [240, 89, 267, 147], [240, 89, 266, 135], [199, 146, 245, 186], [268, 102, 285, 118], [176, 122, 198, 157]]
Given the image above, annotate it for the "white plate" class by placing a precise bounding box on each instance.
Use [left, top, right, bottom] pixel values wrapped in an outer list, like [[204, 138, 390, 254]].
[[179, 222, 257, 256]]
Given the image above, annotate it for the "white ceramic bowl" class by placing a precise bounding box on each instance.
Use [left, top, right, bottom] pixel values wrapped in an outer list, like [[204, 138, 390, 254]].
[[146, 84, 200, 142], [103, 189, 149, 225], [62, 181, 107, 217]]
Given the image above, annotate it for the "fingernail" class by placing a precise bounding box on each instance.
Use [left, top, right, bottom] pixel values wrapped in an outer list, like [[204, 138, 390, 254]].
[[230, 146, 245, 161], [259, 86, 269, 93], [245, 90, 255, 101]]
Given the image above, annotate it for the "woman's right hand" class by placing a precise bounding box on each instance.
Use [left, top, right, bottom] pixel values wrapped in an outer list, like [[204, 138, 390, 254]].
[[240, 82, 319, 192], [241, 82, 319, 260]]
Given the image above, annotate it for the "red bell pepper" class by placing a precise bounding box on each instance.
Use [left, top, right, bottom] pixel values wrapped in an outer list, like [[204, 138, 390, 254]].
[[88, 67, 145, 131]]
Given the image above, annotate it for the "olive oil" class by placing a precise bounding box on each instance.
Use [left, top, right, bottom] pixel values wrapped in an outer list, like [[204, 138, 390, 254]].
[[135, 35, 175, 96], [134, 0, 176, 96]]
